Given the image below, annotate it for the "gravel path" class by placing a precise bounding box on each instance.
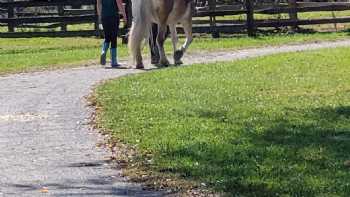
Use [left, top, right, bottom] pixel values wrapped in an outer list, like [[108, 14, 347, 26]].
[[1, 40, 350, 197]]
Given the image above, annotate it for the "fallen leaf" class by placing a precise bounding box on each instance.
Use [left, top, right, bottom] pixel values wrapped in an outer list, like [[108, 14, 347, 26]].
[[40, 187, 49, 193]]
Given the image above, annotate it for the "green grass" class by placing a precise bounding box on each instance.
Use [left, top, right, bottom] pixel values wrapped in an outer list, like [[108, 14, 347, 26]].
[[0, 37, 102, 74], [299, 10, 350, 19], [209, 10, 350, 20], [96, 47, 350, 196], [186, 32, 349, 52], [1, 32, 349, 75], [0, 23, 96, 33], [201, 10, 350, 31]]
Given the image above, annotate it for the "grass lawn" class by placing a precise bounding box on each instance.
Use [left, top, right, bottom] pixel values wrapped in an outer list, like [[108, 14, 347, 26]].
[[95, 47, 350, 196], [200, 10, 350, 31], [0, 37, 103, 74], [227, 10, 350, 21], [0, 31, 350, 75]]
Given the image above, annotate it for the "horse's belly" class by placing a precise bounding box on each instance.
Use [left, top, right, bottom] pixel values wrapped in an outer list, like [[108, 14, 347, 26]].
[[167, 13, 183, 23], [148, 0, 190, 24], [167, 7, 188, 23]]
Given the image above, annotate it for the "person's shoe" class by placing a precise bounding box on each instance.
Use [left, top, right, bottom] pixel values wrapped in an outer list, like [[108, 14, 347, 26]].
[[110, 48, 120, 68], [100, 42, 109, 65], [112, 63, 122, 68]]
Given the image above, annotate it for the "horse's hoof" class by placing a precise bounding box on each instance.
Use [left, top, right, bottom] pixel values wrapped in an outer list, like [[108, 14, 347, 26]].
[[158, 60, 170, 67], [174, 60, 183, 65], [151, 59, 159, 65], [151, 56, 160, 65], [174, 50, 184, 62], [136, 63, 144, 69]]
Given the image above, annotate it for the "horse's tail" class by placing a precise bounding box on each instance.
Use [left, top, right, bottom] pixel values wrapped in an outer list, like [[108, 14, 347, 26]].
[[128, 0, 152, 64]]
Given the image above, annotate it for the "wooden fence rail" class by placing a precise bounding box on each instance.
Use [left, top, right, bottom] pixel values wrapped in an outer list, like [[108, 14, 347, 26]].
[[194, 0, 350, 37], [0, 0, 95, 8], [1, 0, 350, 38], [0, 0, 99, 37]]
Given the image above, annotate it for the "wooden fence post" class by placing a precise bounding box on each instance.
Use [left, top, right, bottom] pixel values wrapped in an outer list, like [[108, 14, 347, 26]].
[[245, 0, 255, 37], [58, 6, 67, 31], [72, 2, 81, 9], [288, 0, 299, 31], [8, 0, 14, 32], [93, 3, 100, 37], [208, 0, 219, 38]]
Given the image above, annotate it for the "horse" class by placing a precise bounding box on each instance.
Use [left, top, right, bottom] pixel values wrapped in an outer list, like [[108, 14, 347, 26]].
[[128, 0, 193, 69]]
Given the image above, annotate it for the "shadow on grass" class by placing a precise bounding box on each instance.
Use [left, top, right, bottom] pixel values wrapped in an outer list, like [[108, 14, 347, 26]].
[[160, 106, 350, 196], [343, 28, 350, 36], [262, 106, 350, 145]]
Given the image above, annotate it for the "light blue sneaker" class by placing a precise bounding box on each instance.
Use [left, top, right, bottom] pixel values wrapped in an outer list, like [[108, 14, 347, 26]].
[[100, 42, 109, 66], [110, 48, 121, 68]]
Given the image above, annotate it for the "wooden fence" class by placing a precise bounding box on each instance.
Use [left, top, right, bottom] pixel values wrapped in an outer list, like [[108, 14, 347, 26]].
[[0, 0, 100, 38], [1, 0, 350, 38], [194, 0, 350, 37]]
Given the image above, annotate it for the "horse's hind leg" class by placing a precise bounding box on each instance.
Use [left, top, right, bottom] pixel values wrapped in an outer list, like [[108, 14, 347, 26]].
[[169, 24, 178, 52], [181, 18, 193, 53], [174, 17, 193, 64], [134, 42, 144, 69], [157, 24, 170, 67], [129, 21, 145, 69]]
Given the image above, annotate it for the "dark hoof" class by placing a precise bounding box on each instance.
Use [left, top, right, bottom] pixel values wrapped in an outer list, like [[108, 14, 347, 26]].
[[151, 59, 159, 65], [155, 64, 166, 68], [151, 56, 160, 65], [156, 63, 169, 68], [136, 63, 144, 69], [174, 60, 183, 65], [174, 50, 184, 62], [157, 60, 170, 68]]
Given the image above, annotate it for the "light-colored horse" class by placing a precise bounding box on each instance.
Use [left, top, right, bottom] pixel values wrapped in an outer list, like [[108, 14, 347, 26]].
[[129, 0, 193, 69]]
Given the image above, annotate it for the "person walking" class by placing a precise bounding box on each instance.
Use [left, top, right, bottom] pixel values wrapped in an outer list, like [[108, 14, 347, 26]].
[[97, 0, 127, 67]]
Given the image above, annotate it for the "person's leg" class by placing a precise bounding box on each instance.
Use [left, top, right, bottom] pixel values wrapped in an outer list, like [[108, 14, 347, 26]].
[[110, 16, 120, 67], [100, 18, 111, 65]]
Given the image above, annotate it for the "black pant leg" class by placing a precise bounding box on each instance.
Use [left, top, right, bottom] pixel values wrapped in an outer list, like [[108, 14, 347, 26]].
[[110, 16, 119, 48], [102, 17, 112, 43], [102, 16, 119, 47]]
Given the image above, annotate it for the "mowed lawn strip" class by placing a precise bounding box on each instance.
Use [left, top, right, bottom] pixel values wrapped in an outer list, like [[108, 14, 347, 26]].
[[96, 47, 350, 196], [0, 37, 102, 75], [0, 32, 349, 75]]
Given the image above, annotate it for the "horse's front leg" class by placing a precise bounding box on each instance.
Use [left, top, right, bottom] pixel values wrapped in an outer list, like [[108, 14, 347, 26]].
[[169, 24, 183, 65], [157, 24, 170, 67]]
